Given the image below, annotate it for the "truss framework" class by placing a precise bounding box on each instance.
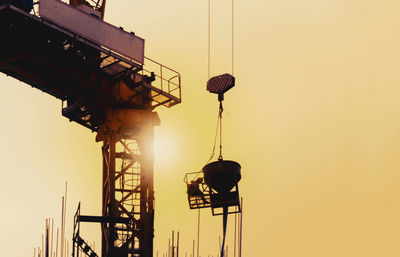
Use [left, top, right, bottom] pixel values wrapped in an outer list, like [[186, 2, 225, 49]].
[[101, 135, 154, 257]]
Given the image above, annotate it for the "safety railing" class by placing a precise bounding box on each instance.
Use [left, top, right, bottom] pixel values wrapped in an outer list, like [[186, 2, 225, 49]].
[[142, 56, 181, 108]]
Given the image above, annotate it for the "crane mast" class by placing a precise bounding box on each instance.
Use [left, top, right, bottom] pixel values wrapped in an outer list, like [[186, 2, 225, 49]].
[[96, 108, 159, 257]]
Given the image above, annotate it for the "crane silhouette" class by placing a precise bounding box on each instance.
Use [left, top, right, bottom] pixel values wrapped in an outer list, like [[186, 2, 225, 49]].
[[0, 1, 181, 256]]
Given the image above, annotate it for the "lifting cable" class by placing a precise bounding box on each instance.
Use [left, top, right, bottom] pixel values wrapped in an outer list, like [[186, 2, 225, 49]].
[[206, 0, 234, 166], [199, 0, 235, 256], [221, 0, 235, 255], [203, 0, 236, 256]]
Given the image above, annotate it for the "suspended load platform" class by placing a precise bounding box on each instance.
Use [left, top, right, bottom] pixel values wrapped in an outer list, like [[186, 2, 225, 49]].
[[185, 160, 241, 215], [184, 73, 241, 257], [184, 73, 241, 216]]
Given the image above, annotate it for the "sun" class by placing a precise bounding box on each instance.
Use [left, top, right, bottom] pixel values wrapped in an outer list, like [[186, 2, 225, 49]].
[[153, 128, 177, 166]]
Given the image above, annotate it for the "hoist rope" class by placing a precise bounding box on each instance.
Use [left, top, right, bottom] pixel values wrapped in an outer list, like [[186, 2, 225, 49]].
[[218, 101, 223, 160], [208, 0, 211, 80], [221, 2, 235, 256], [205, 1, 235, 256], [206, 103, 222, 164], [232, 0, 234, 76], [206, 0, 235, 164]]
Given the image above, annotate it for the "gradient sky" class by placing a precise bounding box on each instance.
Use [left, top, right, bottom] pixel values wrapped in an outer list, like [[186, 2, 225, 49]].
[[2, 0, 400, 256]]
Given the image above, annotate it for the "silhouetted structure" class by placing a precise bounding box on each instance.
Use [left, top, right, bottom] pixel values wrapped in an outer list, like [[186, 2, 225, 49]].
[[185, 74, 240, 215], [0, 1, 181, 257], [184, 161, 241, 216], [184, 73, 240, 257]]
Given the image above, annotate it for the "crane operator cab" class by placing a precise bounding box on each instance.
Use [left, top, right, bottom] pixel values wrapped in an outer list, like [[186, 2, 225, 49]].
[[0, 0, 33, 12]]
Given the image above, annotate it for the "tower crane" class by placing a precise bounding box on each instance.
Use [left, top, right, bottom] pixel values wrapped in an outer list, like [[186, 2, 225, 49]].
[[0, 1, 181, 257]]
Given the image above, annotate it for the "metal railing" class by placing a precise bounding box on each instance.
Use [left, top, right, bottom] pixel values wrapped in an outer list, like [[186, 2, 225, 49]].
[[142, 56, 182, 108]]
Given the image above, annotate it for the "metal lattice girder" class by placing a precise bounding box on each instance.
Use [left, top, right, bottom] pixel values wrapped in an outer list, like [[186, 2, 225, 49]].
[[99, 109, 159, 257]]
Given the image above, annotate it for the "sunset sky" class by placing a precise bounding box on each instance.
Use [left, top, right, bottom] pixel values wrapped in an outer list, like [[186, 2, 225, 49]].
[[2, 0, 400, 256]]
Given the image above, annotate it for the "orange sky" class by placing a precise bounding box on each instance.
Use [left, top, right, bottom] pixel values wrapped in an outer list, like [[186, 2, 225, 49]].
[[2, 0, 400, 256]]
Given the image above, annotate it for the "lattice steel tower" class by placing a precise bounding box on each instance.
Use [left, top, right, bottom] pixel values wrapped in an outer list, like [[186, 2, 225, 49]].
[[0, 1, 181, 257]]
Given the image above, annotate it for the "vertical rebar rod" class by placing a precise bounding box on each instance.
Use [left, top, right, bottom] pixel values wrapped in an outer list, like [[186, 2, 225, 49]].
[[168, 238, 171, 257], [64, 183, 68, 257], [172, 231, 175, 257], [218, 237, 221, 254], [197, 209, 200, 257], [56, 228, 59, 257], [239, 198, 243, 257], [51, 219, 54, 257], [177, 231, 180, 257], [42, 234, 44, 257], [46, 220, 49, 257], [234, 211, 237, 257], [61, 197, 64, 257]]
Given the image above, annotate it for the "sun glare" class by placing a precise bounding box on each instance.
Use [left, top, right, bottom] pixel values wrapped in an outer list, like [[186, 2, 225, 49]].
[[154, 130, 176, 166]]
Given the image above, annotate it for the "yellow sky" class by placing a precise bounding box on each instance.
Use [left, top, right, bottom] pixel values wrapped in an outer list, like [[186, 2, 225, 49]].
[[2, 0, 400, 256]]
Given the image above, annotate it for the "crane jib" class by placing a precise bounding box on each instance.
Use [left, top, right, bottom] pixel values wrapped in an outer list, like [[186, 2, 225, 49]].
[[39, 0, 144, 64]]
